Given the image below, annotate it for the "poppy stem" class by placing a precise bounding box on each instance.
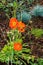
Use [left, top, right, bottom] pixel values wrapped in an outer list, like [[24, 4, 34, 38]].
[[13, 10, 16, 18]]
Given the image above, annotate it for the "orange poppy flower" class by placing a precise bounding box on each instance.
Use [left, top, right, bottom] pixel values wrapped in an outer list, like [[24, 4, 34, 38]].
[[17, 21, 26, 32], [14, 42, 22, 51], [9, 18, 18, 29]]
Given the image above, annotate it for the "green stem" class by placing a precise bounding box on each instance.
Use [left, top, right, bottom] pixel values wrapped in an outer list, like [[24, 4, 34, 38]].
[[13, 9, 16, 18]]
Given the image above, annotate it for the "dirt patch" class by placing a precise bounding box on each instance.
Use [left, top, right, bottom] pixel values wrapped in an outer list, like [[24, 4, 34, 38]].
[[0, 11, 10, 50]]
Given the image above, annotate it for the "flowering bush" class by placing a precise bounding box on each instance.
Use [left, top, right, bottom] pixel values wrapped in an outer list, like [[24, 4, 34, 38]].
[[0, 29, 32, 65], [0, 17, 43, 64]]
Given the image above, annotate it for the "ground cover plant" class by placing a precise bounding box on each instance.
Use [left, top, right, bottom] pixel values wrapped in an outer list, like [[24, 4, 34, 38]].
[[0, 0, 43, 65]]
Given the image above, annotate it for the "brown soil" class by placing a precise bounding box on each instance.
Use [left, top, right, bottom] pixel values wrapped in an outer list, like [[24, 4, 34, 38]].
[[33, 0, 43, 5], [0, 11, 10, 50], [31, 16, 43, 29], [0, 62, 7, 65], [30, 16, 43, 58]]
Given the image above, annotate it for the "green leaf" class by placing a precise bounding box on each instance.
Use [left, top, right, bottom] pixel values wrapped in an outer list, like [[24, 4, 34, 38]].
[[13, 1, 18, 9], [31, 28, 43, 37], [0, 3, 4, 8]]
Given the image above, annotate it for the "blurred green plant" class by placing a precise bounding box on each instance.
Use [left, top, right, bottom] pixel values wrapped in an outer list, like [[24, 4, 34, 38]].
[[28, 58, 43, 65], [31, 28, 43, 38], [37, 58, 43, 65], [0, 0, 34, 19]]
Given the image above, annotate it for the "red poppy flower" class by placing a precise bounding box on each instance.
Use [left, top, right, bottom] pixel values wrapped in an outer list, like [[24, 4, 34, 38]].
[[14, 42, 22, 51], [9, 18, 18, 29]]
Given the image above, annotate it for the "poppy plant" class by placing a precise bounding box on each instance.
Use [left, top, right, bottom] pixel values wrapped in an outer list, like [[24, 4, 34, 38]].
[[14, 42, 22, 51], [9, 18, 18, 29], [17, 21, 26, 32]]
